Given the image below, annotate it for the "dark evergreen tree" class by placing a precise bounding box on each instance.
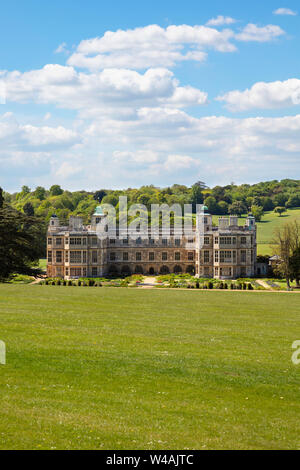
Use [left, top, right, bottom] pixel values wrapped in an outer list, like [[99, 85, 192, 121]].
[[23, 202, 35, 216], [191, 184, 204, 213], [289, 247, 300, 288], [93, 190, 107, 203], [0, 187, 3, 209], [0, 203, 43, 280]]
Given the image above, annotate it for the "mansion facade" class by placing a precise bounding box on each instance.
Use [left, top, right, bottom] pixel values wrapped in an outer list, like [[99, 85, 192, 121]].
[[46, 206, 257, 280]]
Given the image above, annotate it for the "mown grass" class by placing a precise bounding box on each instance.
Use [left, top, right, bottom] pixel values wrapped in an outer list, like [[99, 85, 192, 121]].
[[0, 285, 299, 450]]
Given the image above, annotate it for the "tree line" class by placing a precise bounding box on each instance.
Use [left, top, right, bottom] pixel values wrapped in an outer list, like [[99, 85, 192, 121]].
[[3, 179, 300, 225]]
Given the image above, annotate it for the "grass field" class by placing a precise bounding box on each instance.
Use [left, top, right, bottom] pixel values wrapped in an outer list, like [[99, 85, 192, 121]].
[[0, 285, 300, 450]]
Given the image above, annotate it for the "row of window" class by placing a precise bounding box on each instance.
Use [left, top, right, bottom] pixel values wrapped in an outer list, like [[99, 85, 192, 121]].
[[49, 237, 197, 247], [214, 236, 250, 245], [214, 267, 247, 276], [48, 250, 98, 264], [110, 237, 194, 246], [49, 235, 252, 247], [65, 267, 98, 277], [48, 237, 98, 247], [214, 250, 247, 263], [214, 267, 233, 276], [109, 252, 194, 262]]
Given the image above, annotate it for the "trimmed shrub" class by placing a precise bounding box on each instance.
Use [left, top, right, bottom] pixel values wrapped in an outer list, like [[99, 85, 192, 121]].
[[56, 280, 61, 286], [88, 279, 95, 287], [208, 281, 214, 289], [78, 280, 82, 286], [219, 282, 224, 290], [45, 280, 49, 285], [242, 283, 247, 290], [68, 280, 73, 286], [224, 283, 228, 289], [196, 281, 200, 289], [247, 283, 253, 290]]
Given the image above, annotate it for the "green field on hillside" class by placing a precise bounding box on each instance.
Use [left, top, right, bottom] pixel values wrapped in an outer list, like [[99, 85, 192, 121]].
[[255, 208, 300, 255], [213, 207, 300, 256], [0, 285, 299, 450]]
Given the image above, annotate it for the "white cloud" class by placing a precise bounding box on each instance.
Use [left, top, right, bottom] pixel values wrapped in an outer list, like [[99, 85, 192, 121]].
[[113, 150, 159, 164], [235, 23, 285, 42], [2, 109, 300, 189], [55, 42, 70, 54], [163, 154, 198, 169], [0, 65, 208, 113], [22, 124, 78, 148], [0, 112, 79, 149], [55, 161, 83, 178], [206, 16, 237, 26], [273, 8, 297, 16], [217, 78, 300, 111], [0, 22, 295, 190], [67, 24, 237, 70]]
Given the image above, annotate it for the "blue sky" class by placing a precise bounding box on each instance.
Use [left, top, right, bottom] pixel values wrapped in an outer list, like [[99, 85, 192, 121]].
[[1, 0, 300, 191]]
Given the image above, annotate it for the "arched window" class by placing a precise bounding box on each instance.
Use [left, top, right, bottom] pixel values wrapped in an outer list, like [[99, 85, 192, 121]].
[[135, 265, 144, 274], [186, 265, 195, 275], [160, 265, 170, 275], [121, 265, 131, 276], [174, 265, 182, 274]]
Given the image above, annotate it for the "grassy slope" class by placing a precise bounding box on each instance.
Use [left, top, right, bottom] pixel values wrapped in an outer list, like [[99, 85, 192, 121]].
[[213, 208, 300, 256], [0, 285, 300, 450]]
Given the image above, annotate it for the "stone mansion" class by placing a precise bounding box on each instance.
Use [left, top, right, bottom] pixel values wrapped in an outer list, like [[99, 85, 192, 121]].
[[46, 205, 257, 280]]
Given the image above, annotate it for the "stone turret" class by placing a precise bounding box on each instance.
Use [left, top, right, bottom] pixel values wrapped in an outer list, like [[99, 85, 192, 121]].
[[91, 206, 106, 231], [48, 214, 60, 232], [246, 213, 256, 230], [196, 205, 212, 233]]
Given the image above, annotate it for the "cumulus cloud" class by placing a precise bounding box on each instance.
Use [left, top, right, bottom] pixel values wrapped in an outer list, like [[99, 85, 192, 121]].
[[273, 8, 297, 16], [235, 23, 285, 42], [79, 107, 300, 185], [2, 109, 300, 189], [67, 24, 237, 70], [217, 78, 300, 111], [206, 16, 237, 26], [0, 21, 295, 190], [0, 112, 79, 149], [0, 64, 208, 113]]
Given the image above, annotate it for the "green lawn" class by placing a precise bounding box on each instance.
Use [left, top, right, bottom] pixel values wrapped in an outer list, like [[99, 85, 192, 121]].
[[38, 258, 47, 271], [0, 285, 300, 450], [256, 207, 300, 255]]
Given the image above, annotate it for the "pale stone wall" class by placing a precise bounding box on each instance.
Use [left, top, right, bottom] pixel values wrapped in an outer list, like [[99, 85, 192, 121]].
[[46, 214, 257, 280]]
